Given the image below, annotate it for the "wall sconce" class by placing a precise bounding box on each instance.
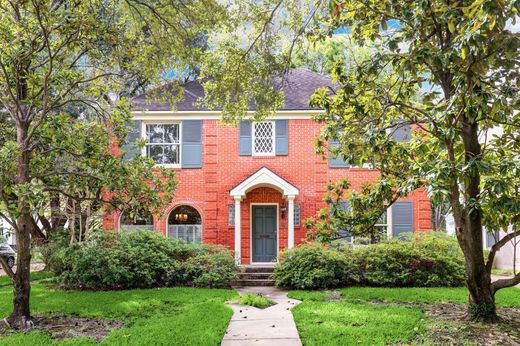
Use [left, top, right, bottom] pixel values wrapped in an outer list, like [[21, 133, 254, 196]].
[[281, 204, 287, 219], [175, 213, 188, 222]]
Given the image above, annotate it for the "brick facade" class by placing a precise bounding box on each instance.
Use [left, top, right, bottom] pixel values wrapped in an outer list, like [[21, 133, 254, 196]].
[[103, 118, 431, 265]]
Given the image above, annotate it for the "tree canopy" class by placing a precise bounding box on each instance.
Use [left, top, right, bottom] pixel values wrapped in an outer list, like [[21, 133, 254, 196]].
[[0, 0, 224, 328], [196, 0, 520, 322]]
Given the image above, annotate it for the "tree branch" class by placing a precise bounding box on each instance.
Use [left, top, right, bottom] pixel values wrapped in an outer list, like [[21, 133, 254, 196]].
[[492, 272, 520, 293], [486, 229, 520, 272]]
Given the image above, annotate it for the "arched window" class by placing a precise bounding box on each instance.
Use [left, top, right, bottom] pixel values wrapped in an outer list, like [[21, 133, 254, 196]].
[[120, 209, 154, 232], [167, 205, 202, 243]]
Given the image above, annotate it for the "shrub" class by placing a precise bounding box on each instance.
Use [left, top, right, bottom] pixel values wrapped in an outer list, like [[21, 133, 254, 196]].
[[49, 231, 238, 290], [274, 232, 465, 289], [351, 232, 465, 287], [179, 246, 239, 288], [274, 242, 352, 289]]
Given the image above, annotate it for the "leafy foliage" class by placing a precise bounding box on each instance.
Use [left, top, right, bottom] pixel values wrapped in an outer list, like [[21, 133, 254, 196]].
[[275, 233, 465, 289], [48, 231, 238, 290], [274, 242, 353, 289], [0, 0, 224, 324], [351, 232, 465, 287]]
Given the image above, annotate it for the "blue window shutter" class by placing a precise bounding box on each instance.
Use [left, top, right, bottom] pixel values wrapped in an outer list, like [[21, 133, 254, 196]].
[[392, 201, 414, 238], [121, 120, 141, 161], [275, 120, 288, 155], [392, 124, 412, 142], [181, 120, 203, 168], [337, 201, 352, 242], [328, 140, 349, 168], [239, 121, 252, 156]]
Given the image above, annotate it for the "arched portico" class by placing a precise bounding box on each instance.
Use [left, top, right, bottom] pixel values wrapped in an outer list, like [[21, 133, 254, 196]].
[[230, 167, 299, 264]]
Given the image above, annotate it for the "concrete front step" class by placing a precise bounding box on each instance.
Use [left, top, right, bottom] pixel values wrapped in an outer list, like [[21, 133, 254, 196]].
[[231, 278, 276, 287], [240, 266, 275, 273], [237, 272, 274, 280], [232, 266, 276, 286]]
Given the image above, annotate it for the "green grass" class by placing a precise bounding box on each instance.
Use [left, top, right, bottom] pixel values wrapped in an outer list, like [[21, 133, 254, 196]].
[[238, 293, 274, 309], [492, 268, 517, 276], [0, 282, 238, 345], [340, 286, 520, 308], [0, 271, 55, 287], [291, 300, 424, 345], [289, 286, 520, 345]]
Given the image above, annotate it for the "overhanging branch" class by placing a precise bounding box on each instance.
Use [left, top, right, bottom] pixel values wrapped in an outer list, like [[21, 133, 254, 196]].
[[486, 228, 520, 272]]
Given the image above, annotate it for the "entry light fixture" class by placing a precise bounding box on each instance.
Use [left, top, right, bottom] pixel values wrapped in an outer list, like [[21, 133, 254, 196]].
[[175, 213, 188, 222], [281, 204, 287, 219]]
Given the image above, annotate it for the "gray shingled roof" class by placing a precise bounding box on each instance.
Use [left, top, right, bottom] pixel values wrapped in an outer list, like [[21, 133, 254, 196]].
[[131, 68, 333, 112]]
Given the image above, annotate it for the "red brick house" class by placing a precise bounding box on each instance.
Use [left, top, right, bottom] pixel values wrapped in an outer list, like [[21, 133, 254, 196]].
[[103, 69, 431, 265]]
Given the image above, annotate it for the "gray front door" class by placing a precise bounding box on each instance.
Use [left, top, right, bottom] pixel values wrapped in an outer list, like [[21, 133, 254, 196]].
[[252, 205, 277, 262]]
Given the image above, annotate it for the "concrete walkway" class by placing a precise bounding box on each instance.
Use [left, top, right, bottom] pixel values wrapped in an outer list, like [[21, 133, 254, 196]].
[[222, 287, 302, 346]]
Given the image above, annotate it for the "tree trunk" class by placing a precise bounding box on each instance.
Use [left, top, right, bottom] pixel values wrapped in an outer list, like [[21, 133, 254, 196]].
[[6, 119, 34, 329], [7, 212, 33, 329], [456, 117, 498, 322]]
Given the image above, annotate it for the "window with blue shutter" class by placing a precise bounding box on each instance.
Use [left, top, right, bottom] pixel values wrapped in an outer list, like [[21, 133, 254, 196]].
[[121, 121, 142, 161], [328, 139, 350, 168], [275, 120, 288, 155], [181, 120, 203, 168], [239, 121, 252, 156], [391, 201, 414, 238], [391, 123, 412, 142], [337, 201, 352, 242], [294, 204, 301, 226], [228, 204, 235, 226]]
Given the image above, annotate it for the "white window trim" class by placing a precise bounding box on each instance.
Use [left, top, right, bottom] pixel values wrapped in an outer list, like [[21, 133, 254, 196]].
[[252, 121, 276, 156], [141, 121, 182, 168]]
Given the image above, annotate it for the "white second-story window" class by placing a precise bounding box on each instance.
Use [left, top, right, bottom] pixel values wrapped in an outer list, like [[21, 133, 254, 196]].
[[145, 123, 180, 166], [253, 121, 275, 156]]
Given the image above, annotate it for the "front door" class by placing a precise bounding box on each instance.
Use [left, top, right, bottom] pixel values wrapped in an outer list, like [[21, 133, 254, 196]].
[[252, 205, 277, 263]]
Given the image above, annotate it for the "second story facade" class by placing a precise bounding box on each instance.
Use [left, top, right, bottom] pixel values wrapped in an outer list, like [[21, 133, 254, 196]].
[[104, 69, 431, 265]]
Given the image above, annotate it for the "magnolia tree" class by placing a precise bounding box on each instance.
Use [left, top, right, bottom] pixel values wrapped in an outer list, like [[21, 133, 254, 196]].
[[198, 0, 520, 322], [0, 0, 223, 329], [308, 1, 520, 321]]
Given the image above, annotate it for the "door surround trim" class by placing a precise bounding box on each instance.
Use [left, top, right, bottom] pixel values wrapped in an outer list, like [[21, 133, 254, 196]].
[[250, 203, 279, 264]]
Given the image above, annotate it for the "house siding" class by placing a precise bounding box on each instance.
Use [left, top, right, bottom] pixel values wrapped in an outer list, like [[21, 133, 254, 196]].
[[104, 118, 431, 264]]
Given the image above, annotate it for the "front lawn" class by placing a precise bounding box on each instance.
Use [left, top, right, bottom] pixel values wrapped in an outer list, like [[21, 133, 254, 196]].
[[0, 277, 238, 345], [289, 287, 520, 345]]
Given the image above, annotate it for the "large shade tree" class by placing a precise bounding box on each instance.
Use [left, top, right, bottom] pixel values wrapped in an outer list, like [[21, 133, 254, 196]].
[[0, 0, 223, 329], [198, 0, 520, 322], [308, 0, 520, 322]]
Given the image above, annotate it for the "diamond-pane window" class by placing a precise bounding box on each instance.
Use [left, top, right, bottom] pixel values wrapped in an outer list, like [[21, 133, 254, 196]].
[[253, 121, 275, 155]]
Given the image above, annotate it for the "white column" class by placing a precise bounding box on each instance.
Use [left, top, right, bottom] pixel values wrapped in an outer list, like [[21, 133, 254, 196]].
[[234, 196, 241, 264], [387, 205, 393, 239], [288, 195, 295, 249]]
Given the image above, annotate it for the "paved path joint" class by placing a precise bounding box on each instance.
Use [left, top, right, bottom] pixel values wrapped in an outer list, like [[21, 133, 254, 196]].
[[222, 286, 302, 346]]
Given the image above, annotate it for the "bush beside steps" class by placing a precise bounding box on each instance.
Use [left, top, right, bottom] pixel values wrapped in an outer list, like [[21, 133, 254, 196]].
[[48, 231, 238, 290], [274, 232, 465, 290]]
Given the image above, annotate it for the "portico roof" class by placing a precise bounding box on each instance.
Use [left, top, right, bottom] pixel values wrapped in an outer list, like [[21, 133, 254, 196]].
[[230, 167, 299, 200]]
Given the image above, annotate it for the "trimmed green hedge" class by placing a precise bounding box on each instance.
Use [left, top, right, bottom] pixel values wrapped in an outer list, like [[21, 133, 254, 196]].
[[48, 231, 238, 290], [274, 232, 465, 289], [274, 242, 353, 289]]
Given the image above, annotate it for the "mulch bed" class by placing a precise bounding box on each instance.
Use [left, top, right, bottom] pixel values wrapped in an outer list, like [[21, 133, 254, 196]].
[[424, 303, 520, 345], [0, 315, 124, 341], [327, 291, 520, 345]]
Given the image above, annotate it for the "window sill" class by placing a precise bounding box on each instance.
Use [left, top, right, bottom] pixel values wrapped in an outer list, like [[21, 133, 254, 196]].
[[251, 155, 277, 159], [154, 164, 181, 169]]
